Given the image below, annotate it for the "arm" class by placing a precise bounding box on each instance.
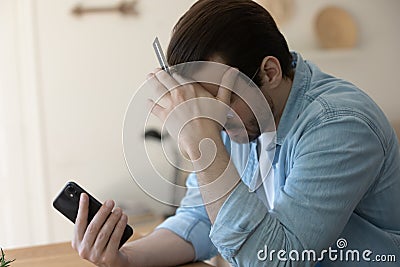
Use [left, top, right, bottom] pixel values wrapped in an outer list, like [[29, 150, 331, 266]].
[[148, 67, 241, 224], [209, 116, 385, 266], [121, 229, 195, 266], [188, 131, 241, 224], [155, 172, 219, 261], [72, 193, 195, 267]]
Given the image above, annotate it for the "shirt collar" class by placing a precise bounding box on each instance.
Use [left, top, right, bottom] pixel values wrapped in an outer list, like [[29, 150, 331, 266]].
[[276, 52, 311, 145]]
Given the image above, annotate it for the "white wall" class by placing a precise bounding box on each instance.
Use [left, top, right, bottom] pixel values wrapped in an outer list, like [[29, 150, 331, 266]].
[[1, 0, 197, 248], [0, 0, 50, 248], [280, 0, 400, 122], [0, 0, 399, 249], [37, 0, 199, 246]]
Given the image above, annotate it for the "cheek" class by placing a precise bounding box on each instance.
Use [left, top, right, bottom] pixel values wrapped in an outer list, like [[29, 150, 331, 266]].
[[231, 99, 253, 121], [228, 101, 251, 128]]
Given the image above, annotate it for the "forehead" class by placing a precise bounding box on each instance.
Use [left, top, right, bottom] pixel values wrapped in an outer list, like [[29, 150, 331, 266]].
[[174, 59, 228, 95], [173, 59, 255, 99], [199, 56, 227, 96]]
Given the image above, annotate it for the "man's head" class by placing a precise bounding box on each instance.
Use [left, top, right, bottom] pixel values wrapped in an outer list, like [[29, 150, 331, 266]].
[[167, 0, 294, 142], [167, 0, 293, 84]]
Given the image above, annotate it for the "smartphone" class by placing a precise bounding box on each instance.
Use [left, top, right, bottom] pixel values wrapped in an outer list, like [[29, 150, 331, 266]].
[[53, 181, 134, 249], [153, 37, 171, 75]]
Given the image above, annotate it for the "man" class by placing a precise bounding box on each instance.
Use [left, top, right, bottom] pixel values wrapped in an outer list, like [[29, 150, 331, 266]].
[[72, 0, 400, 266]]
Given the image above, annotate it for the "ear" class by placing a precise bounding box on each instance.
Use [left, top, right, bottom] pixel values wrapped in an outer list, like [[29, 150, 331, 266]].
[[259, 56, 282, 89]]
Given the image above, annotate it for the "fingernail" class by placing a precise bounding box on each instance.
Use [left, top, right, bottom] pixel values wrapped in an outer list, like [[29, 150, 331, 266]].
[[80, 193, 86, 202], [105, 200, 114, 208]]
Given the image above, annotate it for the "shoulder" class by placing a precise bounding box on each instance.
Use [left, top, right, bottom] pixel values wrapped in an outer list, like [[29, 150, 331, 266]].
[[296, 81, 391, 153]]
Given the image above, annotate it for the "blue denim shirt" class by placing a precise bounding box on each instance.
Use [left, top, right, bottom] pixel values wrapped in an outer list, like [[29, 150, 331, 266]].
[[157, 53, 400, 266]]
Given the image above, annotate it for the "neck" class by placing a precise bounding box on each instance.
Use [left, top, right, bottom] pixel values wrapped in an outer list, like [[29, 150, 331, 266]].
[[265, 77, 293, 128]]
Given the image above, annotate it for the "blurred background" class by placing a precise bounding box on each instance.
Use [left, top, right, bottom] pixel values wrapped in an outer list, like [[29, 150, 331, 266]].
[[0, 0, 399, 250]]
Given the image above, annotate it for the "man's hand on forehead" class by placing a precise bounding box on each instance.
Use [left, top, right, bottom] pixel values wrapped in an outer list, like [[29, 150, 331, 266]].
[[146, 66, 239, 157]]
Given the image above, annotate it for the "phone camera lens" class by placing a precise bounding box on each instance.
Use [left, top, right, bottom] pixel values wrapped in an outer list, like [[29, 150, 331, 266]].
[[65, 185, 76, 198]]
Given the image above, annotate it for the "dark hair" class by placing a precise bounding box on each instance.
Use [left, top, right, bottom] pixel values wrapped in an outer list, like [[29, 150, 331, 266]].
[[167, 0, 294, 86]]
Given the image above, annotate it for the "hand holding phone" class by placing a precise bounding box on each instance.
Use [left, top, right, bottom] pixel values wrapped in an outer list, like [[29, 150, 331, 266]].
[[53, 182, 134, 249]]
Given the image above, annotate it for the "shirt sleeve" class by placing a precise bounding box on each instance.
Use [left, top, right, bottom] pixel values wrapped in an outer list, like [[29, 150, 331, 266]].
[[156, 172, 218, 261], [209, 115, 385, 266]]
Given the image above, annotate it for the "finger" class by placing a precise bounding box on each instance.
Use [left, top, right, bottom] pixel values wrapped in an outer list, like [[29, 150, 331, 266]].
[[152, 67, 162, 73], [75, 193, 89, 242], [217, 67, 239, 105], [92, 207, 123, 253], [171, 71, 194, 85], [147, 99, 166, 120], [147, 72, 170, 100], [155, 68, 180, 91], [172, 73, 209, 99], [106, 214, 129, 253], [82, 199, 115, 248]]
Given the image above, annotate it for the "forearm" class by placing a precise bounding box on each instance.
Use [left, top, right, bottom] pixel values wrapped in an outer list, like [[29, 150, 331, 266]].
[[122, 229, 195, 267], [189, 133, 241, 223]]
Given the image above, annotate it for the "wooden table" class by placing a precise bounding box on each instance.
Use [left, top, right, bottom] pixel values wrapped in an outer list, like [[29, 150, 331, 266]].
[[5, 237, 212, 267], [4, 214, 213, 266]]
